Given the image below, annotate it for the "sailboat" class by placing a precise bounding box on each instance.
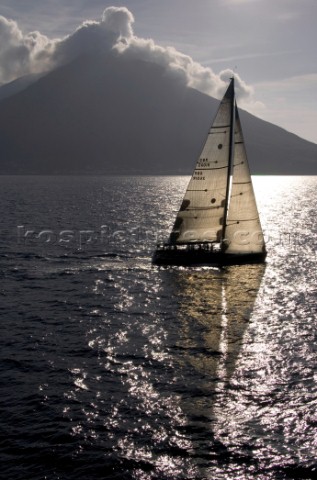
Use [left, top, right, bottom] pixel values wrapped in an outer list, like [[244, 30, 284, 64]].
[[152, 77, 267, 267]]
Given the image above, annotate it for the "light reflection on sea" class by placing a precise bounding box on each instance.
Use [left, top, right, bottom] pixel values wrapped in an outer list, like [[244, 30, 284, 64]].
[[0, 175, 316, 480]]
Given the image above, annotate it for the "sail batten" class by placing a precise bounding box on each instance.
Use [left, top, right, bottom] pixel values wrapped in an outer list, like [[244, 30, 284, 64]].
[[187, 166, 230, 171], [228, 217, 259, 223]]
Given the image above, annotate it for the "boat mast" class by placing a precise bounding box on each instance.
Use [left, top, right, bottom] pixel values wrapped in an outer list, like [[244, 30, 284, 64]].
[[221, 77, 235, 245]]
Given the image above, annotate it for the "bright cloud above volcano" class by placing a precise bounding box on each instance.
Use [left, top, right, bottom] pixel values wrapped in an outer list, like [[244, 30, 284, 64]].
[[0, 6, 262, 110]]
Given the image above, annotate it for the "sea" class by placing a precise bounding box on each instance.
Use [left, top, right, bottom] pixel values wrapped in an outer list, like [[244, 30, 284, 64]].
[[1, 175, 316, 480]]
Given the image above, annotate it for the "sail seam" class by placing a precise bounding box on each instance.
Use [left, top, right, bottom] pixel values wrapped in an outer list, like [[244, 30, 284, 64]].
[[232, 181, 251, 185]]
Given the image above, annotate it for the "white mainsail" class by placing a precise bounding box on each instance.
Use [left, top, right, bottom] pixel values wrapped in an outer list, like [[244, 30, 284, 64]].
[[169, 81, 234, 244], [225, 106, 265, 254]]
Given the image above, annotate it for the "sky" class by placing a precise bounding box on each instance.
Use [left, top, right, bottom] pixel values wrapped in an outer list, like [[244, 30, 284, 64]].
[[0, 0, 316, 143]]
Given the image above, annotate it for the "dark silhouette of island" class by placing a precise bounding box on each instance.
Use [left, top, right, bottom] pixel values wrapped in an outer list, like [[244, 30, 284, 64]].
[[0, 52, 316, 174]]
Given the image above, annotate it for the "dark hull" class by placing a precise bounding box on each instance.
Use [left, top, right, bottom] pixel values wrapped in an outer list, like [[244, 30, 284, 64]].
[[152, 248, 266, 267]]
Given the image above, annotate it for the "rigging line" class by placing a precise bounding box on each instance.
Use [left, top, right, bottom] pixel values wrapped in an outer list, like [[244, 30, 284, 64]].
[[221, 77, 235, 243]]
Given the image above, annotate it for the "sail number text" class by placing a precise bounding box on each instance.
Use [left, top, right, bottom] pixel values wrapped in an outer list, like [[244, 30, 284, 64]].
[[197, 158, 210, 168], [193, 170, 205, 181]]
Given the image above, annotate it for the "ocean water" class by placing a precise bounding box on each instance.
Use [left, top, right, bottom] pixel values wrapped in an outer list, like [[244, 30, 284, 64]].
[[1, 175, 316, 480]]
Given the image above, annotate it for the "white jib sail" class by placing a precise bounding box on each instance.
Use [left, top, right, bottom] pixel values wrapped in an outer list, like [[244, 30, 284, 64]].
[[225, 106, 265, 254], [170, 81, 234, 244]]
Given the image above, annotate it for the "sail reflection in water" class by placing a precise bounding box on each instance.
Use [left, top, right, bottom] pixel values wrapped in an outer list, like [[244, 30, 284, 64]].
[[172, 265, 265, 477]]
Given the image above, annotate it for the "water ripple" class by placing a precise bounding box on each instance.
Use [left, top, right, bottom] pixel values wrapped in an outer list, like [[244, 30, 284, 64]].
[[1, 176, 317, 479]]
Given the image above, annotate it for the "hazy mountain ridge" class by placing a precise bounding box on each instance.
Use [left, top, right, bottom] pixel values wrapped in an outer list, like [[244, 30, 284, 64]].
[[0, 51, 316, 174]]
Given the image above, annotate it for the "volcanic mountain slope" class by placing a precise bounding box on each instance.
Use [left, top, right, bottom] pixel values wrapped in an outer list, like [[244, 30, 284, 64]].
[[0, 51, 316, 174]]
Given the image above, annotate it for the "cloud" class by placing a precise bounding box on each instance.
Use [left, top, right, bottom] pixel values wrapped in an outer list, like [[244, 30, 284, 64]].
[[0, 6, 258, 109], [102, 6, 134, 38], [0, 15, 53, 83], [51, 6, 134, 67]]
